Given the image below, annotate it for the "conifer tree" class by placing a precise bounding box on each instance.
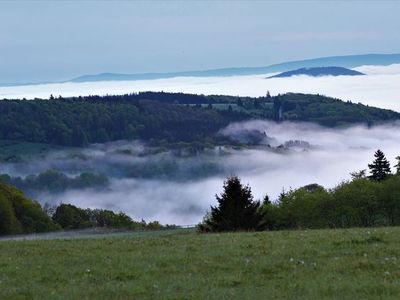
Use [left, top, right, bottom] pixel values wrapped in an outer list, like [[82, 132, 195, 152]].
[[395, 156, 400, 175], [350, 169, 366, 180], [199, 176, 264, 232], [368, 150, 391, 181]]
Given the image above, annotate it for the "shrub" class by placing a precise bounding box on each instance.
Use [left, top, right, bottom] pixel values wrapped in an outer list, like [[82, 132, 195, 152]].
[[269, 185, 332, 229], [52, 204, 92, 230], [331, 179, 381, 227]]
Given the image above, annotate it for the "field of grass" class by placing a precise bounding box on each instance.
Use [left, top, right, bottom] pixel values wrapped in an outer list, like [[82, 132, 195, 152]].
[[1, 227, 400, 299]]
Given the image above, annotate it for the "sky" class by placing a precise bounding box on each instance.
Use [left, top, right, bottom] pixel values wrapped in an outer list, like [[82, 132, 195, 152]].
[[1, 0, 400, 84]]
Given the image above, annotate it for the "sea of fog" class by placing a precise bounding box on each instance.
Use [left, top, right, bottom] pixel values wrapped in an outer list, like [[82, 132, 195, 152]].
[[1, 64, 400, 225], [1, 64, 400, 111], [3, 121, 400, 225]]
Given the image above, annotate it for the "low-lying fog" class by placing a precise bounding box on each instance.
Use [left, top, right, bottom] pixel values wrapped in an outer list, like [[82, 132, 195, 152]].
[[1, 64, 400, 111], [2, 120, 400, 225]]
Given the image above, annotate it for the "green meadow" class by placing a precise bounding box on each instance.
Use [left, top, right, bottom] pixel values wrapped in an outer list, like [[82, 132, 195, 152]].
[[1, 227, 400, 299]]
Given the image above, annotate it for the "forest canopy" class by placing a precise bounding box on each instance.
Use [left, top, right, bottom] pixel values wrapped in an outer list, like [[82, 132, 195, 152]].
[[0, 181, 59, 235], [0, 92, 398, 147]]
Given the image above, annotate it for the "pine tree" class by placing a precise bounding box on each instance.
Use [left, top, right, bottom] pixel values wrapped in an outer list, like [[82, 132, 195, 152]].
[[368, 150, 391, 181], [395, 156, 400, 175], [350, 169, 366, 180], [199, 176, 264, 232]]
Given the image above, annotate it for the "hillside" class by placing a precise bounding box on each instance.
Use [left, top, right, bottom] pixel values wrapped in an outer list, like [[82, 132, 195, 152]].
[[1, 227, 400, 298], [0, 181, 58, 234], [268, 66, 365, 78], [0, 92, 399, 147]]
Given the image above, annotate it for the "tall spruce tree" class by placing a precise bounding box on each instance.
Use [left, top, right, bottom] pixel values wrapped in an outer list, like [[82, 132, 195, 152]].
[[199, 176, 264, 232], [395, 156, 400, 175], [368, 150, 391, 181]]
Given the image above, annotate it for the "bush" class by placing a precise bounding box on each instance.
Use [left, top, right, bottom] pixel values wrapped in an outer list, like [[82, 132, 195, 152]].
[[260, 177, 400, 230], [379, 176, 400, 225], [330, 179, 382, 227], [52, 204, 92, 230], [86, 209, 135, 229], [270, 185, 332, 229], [53, 204, 147, 230]]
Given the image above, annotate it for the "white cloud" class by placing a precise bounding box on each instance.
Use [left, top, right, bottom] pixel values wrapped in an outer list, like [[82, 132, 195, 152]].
[[353, 63, 400, 75], [33, 121, 400, 225], [2, 64, 400, 225], [1, 64, 400, 111]]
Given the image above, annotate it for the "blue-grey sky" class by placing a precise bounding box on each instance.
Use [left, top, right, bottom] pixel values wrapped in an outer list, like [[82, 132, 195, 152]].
[[1, 0, 399, 84]]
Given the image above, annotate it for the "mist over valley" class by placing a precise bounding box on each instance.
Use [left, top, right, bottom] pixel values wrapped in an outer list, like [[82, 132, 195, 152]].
[[2, 120, 400, 224], [3, 2, 400, 298]]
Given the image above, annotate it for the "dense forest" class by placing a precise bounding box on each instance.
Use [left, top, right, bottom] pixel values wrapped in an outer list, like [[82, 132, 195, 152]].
[[0, 92, 398, 147], [1, 92, 400, 236], [0, 170, 108, 196], [201, 150, 400, 232], [2, 149, 400, 236]]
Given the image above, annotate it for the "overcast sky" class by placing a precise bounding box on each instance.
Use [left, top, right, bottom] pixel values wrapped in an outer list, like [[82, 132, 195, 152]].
[[1, 0, 399, 84]]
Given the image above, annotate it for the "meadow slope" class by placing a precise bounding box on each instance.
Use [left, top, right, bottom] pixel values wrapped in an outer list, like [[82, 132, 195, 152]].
[[1, 227, 400, 299]]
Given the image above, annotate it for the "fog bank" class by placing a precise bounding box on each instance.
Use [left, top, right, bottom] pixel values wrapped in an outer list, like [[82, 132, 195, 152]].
[[22, 121, 400, 225], [1, 64, 400, 111]]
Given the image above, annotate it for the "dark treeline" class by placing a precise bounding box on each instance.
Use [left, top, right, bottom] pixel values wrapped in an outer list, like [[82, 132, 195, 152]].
[[0, 170, 108, 196], [201, 150, 400, 232], [0, 95, 242, 147], [0, 92, 398, 147], [264, 177, 400, 230], [0, 181, 171, 236], [50, 204, 170, 231]]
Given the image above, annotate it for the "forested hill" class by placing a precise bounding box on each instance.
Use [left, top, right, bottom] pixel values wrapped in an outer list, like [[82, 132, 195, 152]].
[[268, 66, 365, 78], [0, 92, 398, 147]]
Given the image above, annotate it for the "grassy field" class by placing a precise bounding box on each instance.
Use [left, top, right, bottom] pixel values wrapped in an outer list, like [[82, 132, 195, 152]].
[[1, 227, 400, 299]]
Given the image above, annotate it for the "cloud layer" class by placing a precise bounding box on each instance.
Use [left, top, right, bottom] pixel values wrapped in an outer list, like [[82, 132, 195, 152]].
[[1, 65, 400, 225], [11, 120, 400, 225], [1, 64, 400, 111]]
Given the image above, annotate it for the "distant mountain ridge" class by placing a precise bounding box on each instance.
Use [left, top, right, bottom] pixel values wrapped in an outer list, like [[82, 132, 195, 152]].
[[267, 66, 365, 78], [69, 53, 400, 83], [1, 53, 400, 87]]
